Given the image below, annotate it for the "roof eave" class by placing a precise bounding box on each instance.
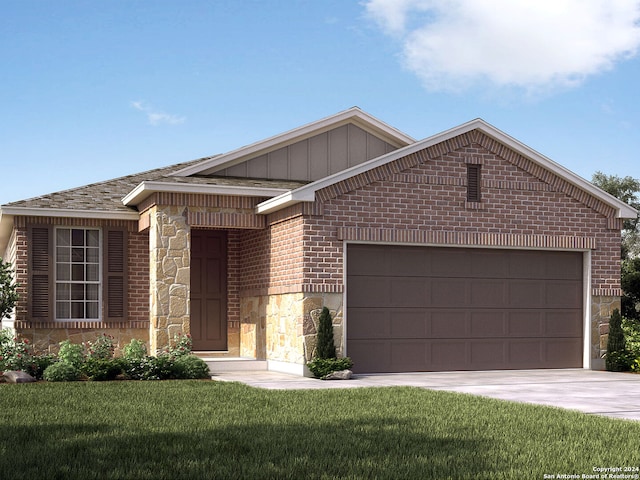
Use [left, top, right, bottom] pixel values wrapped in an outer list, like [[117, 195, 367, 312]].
[[122, 181, 293, 207]]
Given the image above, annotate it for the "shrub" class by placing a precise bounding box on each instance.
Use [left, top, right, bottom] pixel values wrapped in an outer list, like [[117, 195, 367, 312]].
[[606, 309, 631, 371], [174, 355, 210, 379], [43, 362, 82, 382], [85, 334, 115, 360], [27, 354, 57, 380], [316, 307, 336, 360], [82, 358, 124, 381], [307, 357, 353, 379], [58, 340, 85, 369], [122, 338, 147, 360], [0, 329, 33, 374], [0, 258, 19, 320], [167, 332, 193, 357]]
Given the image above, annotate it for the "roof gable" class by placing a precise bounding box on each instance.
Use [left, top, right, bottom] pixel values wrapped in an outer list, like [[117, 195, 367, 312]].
[[256, 118, 638, 221], [170, 107, 416, 178]]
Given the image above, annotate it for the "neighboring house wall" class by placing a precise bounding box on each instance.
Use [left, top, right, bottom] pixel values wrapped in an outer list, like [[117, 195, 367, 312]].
[[11, 216, 149, 353], [209, 124, 397, 181]]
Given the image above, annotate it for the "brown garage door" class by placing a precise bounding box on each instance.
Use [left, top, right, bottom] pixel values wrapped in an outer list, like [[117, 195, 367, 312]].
[[347, 245, 583, 373]]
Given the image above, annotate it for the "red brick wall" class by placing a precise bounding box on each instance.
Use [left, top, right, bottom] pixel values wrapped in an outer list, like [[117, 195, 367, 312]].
[[300, 135, 621, 293], [11, 216, 149, 327]]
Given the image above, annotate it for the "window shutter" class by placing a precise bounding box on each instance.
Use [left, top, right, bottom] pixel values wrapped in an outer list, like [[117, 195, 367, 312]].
[[103, 227, 128, 322], [467, 164, 481, 202], [28, 225, 53, 322]]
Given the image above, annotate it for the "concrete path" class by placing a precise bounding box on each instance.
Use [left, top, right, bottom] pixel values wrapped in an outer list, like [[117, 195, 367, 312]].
[[212, 368, 640, 422]]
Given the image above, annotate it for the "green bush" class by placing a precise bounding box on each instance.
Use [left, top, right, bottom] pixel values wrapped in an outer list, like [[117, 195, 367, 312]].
[[58, 340, 85, 369], [122, 338, 147, 360], [27, 354, 57, 380], [43, 361, 82, 382], [166, 332, 193, 357], [85, 334, 115, 360], [82, 357, 124, 381], [0, 330, 35, 373], [606, 309, 631, 371], [307, 357, 353, 379], [174, 355, 210, 379], [316, 307, 336, 359]]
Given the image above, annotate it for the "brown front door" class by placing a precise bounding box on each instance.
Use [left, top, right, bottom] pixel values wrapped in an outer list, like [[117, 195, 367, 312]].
[[190, 230, 227, 351]]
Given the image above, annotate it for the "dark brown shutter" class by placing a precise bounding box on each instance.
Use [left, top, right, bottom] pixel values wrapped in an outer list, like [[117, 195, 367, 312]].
[[103, 227, 128, 322], [467, 164, 481, 202], [28, 225, 53, 321]]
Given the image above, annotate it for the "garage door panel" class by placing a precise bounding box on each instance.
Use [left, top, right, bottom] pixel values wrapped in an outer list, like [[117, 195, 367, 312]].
[[390, 341, 429, 371], [508, 311, 544, 336], [347, 308, 390, 339], [509, 280, 544, 308], [471, 251, 509, 278], [391, 277, 430, 306], [470, 340, 506, 366], [430, 341, 467, 368], [347, 245, 389, 275], [545, 311, 582, 336], [470, 312, 507, 337], [348, 277, 390, 307], [470, 280, 507, 307], [545, 281, 582, 308], [431, 311, 467, 338], [431, 279, 468, 306], [347, 246, 584, 373], [545, 339, 582, 367], [390, 247, 430, 276], [390, 310, 428, 338], [431, 250, 470, 277]]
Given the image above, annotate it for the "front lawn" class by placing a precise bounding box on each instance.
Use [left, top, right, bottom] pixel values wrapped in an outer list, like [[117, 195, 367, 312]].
[[1, 381, 638, 479]]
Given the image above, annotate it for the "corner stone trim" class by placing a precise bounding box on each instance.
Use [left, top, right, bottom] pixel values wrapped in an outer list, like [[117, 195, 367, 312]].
[[337, 227, 597, 250]]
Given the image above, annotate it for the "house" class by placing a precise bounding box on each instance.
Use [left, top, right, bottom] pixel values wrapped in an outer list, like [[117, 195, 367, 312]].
[[0, 107, 636, 375]]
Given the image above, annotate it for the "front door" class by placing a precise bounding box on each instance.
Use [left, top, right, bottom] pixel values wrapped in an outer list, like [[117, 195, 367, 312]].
[[190, 230, 227, 351]]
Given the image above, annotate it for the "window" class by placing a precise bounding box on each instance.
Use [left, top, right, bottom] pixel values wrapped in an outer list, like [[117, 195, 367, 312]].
[[55, 228, 100, 320], [467, 164, 481, 202]]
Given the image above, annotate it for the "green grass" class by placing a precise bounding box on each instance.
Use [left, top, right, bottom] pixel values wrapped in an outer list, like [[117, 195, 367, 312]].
[[1, 381, 639, 479]]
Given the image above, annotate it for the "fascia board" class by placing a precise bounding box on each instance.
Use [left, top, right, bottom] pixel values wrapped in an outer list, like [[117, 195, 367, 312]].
[[0, 212, 14, 256], [122, 181, 291, 207], [0, 206, 140, 220], [256, 118, 639, 219], [170, 107, 416, 177], [473, 119, 639, 219]]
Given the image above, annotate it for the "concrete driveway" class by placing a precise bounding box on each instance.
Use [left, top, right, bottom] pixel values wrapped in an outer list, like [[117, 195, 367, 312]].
[[212, 368, 640, 422]]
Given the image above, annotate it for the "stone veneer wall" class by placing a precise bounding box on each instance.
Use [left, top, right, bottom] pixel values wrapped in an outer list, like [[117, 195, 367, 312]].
[[592, 295, 622, 368], [240, 292, 343, 366], [22, 328, 148, 356], [148, 205, 191, 354]]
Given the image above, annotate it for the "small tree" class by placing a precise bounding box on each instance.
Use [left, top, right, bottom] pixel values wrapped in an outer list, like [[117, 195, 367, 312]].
[[315, 307, 336, 359], [0, 258, 19, 320], [606, 308, 629, 371]]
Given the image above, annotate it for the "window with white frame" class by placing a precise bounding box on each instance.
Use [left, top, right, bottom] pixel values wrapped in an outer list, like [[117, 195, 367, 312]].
[[55, 228, 101, 320]]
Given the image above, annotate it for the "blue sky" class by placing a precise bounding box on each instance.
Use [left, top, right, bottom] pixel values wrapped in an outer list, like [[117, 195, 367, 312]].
[[2, 0, 639, 205]]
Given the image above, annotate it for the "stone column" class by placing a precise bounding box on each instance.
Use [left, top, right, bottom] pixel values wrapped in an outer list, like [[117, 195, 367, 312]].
[[149, 206, 191, 354]]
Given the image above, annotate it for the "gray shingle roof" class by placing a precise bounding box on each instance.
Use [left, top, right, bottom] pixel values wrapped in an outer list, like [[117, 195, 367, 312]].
[[2, 157, 305, 213]]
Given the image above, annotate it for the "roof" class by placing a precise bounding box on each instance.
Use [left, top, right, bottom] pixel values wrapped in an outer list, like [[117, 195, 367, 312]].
[[1, 110, 637, 255]]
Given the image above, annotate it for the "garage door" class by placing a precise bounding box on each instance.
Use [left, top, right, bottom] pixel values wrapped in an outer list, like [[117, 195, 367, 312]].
[[346, 245, 583, 373]]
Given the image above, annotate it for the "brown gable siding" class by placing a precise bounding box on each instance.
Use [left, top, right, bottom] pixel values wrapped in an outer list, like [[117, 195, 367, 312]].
[[211, 124, 397, 181]]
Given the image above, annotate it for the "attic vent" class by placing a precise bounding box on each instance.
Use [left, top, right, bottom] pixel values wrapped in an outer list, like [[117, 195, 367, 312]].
[[467, 164, 481, 202]]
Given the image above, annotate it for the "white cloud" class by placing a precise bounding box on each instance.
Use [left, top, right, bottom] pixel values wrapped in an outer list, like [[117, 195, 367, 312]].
[[131, 100, 186, 126], [363, 0, 640, 93]]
